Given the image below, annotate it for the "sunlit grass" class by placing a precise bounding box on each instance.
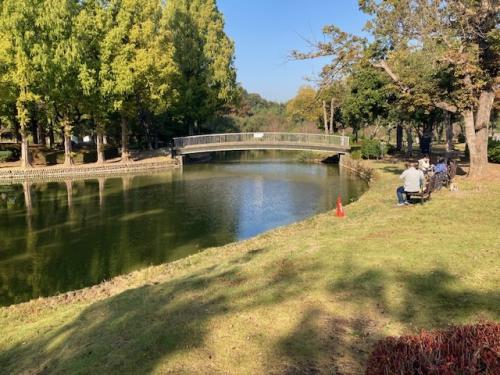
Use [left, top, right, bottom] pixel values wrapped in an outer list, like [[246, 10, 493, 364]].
[[0, 160, 499, 374]]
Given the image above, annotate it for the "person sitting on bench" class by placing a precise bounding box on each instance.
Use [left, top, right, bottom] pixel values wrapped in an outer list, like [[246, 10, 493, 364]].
[[418, 154, 431, 173], [433, 158, 448, 189], [396, 162, 425, 206], [434, 158, 448, 174]]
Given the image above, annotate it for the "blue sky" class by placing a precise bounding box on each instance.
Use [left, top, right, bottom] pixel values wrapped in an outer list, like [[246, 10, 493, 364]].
[[217, 0, 369, 103]]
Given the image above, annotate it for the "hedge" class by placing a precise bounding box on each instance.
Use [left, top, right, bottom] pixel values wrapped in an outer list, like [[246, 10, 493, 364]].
[[0, 150, 13, 162], [488, 138, 500, 163]]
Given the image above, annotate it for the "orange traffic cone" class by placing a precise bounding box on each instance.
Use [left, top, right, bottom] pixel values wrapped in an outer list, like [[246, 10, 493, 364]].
[[336, 195, 345, 218]]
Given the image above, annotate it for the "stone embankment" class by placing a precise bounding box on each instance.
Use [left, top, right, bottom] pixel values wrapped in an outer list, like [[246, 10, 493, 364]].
[[0, 158, 179, 182]]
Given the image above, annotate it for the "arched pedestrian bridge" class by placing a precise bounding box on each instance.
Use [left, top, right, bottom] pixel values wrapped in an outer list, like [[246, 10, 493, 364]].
[[172, 132, 350, 156]]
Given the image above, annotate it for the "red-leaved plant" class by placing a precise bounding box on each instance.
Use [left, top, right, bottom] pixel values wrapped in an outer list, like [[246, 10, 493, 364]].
[[366, 322, 499, 374]]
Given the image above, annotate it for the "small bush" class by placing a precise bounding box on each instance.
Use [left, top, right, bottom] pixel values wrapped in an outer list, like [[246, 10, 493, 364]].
[[0, 150, 13, 162], [361, 139, 385, 159], [457, 133, 466, 143], [488, 138, 500, 163], [0, 143, 20, 160], [350, 150, 362, 160], [366, 322, 500, 375], [385, 143, 397, 155]]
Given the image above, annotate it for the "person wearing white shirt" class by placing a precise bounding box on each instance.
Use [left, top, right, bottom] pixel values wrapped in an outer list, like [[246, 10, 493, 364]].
[[396, 163, 425, 206], [418, 154, 430, 172]]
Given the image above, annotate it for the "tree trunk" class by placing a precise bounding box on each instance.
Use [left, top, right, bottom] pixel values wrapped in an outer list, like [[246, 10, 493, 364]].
[[396, 124, 403, 151], [405, 125, 413, 156], [20, 130, 31, 168], [329, 98, 335, 134], [31, 118, 39, 144], [145, 121, 153, 150], [96, 130, 105, 164], [37, 121, 45, 146], [154, 132, 159, 149], [445, 112, 453, 154], [121, 116, 130, 163], [63, 117, 74, 166], [463, 90, 494, 177], [322, 100, 328, 135], [48, 122, 54, 149], [437, 122, 444, 143], [14, 121, 21, 143], [18, 101, 32, 168]]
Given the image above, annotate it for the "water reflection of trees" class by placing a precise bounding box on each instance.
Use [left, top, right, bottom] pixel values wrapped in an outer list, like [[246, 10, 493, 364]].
[[0, 170, 239, 306], [0, 162, 367, 306]]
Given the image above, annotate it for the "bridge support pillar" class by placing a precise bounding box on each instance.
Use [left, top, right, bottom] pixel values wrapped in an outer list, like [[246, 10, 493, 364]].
[[175, 155, 185, 166], [339, 153, 346, 166]]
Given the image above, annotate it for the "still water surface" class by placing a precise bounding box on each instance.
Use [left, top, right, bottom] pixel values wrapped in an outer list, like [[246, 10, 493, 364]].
[[0, 151, 367, 306]]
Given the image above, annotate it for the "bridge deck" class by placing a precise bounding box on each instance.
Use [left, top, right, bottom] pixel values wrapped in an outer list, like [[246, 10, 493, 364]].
[[173, 133, 350, 155]]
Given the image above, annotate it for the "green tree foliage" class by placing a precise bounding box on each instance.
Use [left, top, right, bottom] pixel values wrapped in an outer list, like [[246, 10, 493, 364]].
[[0, 0, 237, 167], [0, 0, 44, 167], [488, 138, 500, 164], [207, 88, 321, 134], [36, 0, 82, 165], [164, 0, 237, 135], [295, 0, 499, 176], [341, 63, 394, 136]]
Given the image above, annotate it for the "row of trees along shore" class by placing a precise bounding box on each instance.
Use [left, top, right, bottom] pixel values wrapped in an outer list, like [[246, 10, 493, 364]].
[[0, 0, 237, 168], [293, 0, 499, 177]]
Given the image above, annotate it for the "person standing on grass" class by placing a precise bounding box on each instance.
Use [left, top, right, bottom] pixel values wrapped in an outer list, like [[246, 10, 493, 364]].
[[396, 162, 425, 206]]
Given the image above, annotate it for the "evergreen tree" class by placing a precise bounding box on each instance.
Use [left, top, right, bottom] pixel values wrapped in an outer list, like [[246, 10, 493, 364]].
[[0, 0, 44, 168], [164, 0, 237, 135]]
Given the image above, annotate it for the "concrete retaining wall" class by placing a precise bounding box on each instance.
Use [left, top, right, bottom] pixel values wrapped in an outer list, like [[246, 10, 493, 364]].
[[0, 160, 178, 182]]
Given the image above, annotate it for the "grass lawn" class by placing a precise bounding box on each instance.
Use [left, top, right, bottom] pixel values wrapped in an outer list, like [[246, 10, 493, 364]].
[[0, 160, 499, 374]]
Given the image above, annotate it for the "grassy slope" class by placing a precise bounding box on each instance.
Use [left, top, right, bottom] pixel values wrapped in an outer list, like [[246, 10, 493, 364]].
[[0, 160, 499, 374]]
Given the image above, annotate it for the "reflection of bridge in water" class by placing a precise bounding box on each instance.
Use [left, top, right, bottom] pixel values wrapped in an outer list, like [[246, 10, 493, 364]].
[[172, 132, 350, 156]]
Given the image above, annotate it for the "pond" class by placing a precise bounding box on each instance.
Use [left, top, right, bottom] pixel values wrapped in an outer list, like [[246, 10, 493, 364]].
[[0, 151, 367, 306]]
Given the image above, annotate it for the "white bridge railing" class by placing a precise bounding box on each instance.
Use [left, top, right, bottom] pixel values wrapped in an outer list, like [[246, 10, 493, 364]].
[[173, 132, 350, 149]]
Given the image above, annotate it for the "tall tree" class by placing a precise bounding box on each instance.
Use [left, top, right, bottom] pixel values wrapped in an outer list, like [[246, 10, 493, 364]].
[[164, 0, 237, 135], [341, 62, 395, 140], [285, 86, 321, 125], [75, 0, 112, 164], [37, 0, 83, 166], [101, 0, 177, 162], [0, 0, 44, 168], [294, 0, 499, 176]]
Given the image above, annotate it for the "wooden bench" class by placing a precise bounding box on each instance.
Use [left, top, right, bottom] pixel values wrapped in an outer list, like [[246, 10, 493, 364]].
[[406, 174, 439, 204]]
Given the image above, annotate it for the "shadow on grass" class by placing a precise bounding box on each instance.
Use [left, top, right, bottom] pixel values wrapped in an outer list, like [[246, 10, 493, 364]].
[[269, 262, 499, 374], [0, 249, 311, 374], [380, 166, 404, 175], [272, 308, 375, 375], [2, 249, 498, 374], [328, 264, 499, 328]]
